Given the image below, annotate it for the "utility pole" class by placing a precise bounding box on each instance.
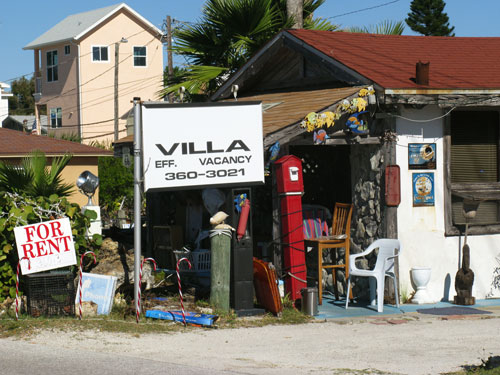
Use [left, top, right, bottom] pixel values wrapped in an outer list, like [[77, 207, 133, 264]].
[[287, 0, 303, 29], [114, 38, 128, 141], [114, 42, 120, 142], [166, 15, 174, 103]]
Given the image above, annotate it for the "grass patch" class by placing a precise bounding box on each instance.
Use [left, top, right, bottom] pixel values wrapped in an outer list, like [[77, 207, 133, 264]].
[[0, 297, 313, 338], [443, 356, 500, 374]]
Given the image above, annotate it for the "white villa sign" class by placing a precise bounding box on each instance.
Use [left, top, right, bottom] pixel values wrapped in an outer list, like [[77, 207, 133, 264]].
[[14, 218, 77, 274], [141, 102, 264, 191]]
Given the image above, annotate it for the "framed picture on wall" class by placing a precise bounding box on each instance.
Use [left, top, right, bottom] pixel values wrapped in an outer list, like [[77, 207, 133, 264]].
[[408, 143, 436, 169], [413, 172, 435, 206]]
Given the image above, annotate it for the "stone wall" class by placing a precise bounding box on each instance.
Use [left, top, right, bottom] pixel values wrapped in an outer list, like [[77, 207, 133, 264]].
[[350, 144, 385, 249]]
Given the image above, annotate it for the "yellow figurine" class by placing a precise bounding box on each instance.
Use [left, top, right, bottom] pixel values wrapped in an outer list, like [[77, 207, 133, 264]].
[[341, 99, 351, 111], [358, 88, 369, 97], [356, 98, 367, 112]]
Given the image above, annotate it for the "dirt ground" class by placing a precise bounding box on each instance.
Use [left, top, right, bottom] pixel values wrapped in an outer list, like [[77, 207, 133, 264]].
[[12, 306, 500, 375]]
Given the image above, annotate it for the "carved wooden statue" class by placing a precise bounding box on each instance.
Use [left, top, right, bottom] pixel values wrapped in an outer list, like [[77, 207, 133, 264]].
[[454, 243, 475, 305]]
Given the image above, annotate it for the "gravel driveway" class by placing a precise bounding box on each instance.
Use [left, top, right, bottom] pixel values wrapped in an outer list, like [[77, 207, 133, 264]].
[[9, 307, 500, 375]]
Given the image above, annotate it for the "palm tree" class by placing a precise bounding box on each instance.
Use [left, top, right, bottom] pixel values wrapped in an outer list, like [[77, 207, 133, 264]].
[[162, 0, 337, 99], [0, 150, 74, 198]]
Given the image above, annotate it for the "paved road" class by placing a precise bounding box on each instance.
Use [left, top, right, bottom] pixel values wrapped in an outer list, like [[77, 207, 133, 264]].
[[2, 308, 500, 375], [0, 339, 240, 375]]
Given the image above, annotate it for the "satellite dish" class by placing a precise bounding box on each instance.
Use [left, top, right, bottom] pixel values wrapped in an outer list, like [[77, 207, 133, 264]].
[[76, 170, 99, 206]]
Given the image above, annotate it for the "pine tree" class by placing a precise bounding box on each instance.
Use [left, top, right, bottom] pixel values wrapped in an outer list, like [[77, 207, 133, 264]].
[[406, 0, 455, 36]]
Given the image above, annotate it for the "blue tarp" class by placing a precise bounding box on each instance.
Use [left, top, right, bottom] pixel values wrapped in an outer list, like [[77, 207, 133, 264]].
[[145, 309, 218, 327]]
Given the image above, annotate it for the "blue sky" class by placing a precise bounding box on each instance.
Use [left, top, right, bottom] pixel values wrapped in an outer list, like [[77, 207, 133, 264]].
[[1, 0, 499, 85]]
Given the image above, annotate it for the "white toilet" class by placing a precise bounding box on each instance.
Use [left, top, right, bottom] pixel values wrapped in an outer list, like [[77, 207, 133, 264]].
[[411, 267, 432, 304]]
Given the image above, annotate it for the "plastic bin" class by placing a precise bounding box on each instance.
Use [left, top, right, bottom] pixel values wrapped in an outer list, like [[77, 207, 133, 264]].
[[174, 249, 211, 273]]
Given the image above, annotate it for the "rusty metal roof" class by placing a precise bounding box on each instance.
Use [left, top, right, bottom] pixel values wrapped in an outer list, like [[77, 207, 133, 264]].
[[230, 86, 361, 137]]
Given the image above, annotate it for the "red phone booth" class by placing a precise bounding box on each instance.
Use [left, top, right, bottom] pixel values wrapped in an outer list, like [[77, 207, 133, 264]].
[[275, 155, 307, 302]]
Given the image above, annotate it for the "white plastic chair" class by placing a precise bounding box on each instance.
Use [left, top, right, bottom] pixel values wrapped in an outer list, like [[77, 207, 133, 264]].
[[345, 239, 401, 313]]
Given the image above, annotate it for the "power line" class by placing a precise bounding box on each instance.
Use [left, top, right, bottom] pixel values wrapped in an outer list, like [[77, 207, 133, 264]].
[[40, 34, 159, 106], [326, 0, 401, 20], [0, 74, 161, 122], [0, 25, 162, 84]]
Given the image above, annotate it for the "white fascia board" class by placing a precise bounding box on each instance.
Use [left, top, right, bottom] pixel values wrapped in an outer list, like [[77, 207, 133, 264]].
[[385, 88, 500, 95], [23, 38, 75, 50], [74, 3, 162, 41]]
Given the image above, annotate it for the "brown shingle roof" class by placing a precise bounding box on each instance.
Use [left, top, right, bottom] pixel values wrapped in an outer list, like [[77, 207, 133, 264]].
[[0, 128, 113, 157], [288, 30, 500, 90]]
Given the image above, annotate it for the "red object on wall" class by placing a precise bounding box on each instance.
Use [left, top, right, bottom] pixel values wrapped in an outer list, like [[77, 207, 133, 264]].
[[385, 165, 401, 206], [237, 199, 250, 240], [274, 155, 307, 302]]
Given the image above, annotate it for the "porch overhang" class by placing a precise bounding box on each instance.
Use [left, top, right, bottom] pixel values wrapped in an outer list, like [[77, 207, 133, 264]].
[[223, 86, 381, 148]]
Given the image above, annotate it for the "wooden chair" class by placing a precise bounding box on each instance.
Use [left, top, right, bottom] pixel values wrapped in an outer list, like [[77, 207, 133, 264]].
[[305, 203, 353, 305]]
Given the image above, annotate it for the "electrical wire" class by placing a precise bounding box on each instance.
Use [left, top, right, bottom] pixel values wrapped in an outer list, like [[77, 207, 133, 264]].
[[326, 0, 401, 20], [386, 106, 456, 123]]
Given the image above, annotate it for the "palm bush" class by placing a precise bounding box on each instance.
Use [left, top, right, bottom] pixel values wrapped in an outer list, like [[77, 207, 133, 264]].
[[0, 150, 74, 198]]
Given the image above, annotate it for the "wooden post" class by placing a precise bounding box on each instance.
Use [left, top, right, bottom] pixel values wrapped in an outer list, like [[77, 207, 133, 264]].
[[382, 117, 399, 302], [210, 229, 232, 312]]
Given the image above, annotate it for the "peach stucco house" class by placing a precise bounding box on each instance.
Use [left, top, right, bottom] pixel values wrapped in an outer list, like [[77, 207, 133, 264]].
[[0, 128, 112, 207], [23, 3, 164, 144]]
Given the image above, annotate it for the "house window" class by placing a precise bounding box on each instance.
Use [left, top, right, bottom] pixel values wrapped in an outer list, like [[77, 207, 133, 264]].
[[133, 46, 146, 67], [46, 50, 58, 82], [92, 46, 109, 62], [449, 110, 500, 228], [64, 45, 71, 55], [50, 107, 62, 128]]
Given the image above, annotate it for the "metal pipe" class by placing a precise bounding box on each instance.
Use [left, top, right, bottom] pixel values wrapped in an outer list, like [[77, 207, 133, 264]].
[[133, 97, 142, 316]]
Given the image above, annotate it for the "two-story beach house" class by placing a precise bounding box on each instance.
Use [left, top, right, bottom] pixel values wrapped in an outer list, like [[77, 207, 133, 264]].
[[23, 3, 164, 144]]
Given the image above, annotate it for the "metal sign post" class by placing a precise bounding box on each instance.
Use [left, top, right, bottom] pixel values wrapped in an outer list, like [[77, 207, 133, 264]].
[[133, 97, 142, 318]]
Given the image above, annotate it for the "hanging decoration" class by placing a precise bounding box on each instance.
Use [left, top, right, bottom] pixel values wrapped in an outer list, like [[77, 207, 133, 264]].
[[264, 141, 280, 176], [313, 129, 329, 144], [300, 86, 375, 140], [346, 111, 369, 134]]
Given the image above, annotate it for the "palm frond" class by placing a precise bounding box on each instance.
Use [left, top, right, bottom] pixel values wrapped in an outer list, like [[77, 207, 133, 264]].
[[0, 162, 32, 194], [159, 65, 228, 98], [304, 17, 338, 31], [347, 20, 405, 35]]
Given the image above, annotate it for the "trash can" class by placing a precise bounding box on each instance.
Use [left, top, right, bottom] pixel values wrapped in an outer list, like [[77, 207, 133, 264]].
[[301, 287, 318, 316]]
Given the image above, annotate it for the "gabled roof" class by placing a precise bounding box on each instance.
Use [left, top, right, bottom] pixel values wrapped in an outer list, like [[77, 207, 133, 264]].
[[214, 30, 500, 100], [0, 128, 113, 158], [287, 30, 500, 90], [24, 3, 162, 50]]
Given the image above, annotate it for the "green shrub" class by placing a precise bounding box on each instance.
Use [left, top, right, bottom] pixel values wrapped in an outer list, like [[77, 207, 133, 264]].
[[0, 192, 102, 302], [98, 156, 133, 223]]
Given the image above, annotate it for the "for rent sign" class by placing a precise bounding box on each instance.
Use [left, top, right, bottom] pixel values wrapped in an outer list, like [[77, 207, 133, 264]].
[[142, 102, 264, 191], [14, 218, 77, 274]]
